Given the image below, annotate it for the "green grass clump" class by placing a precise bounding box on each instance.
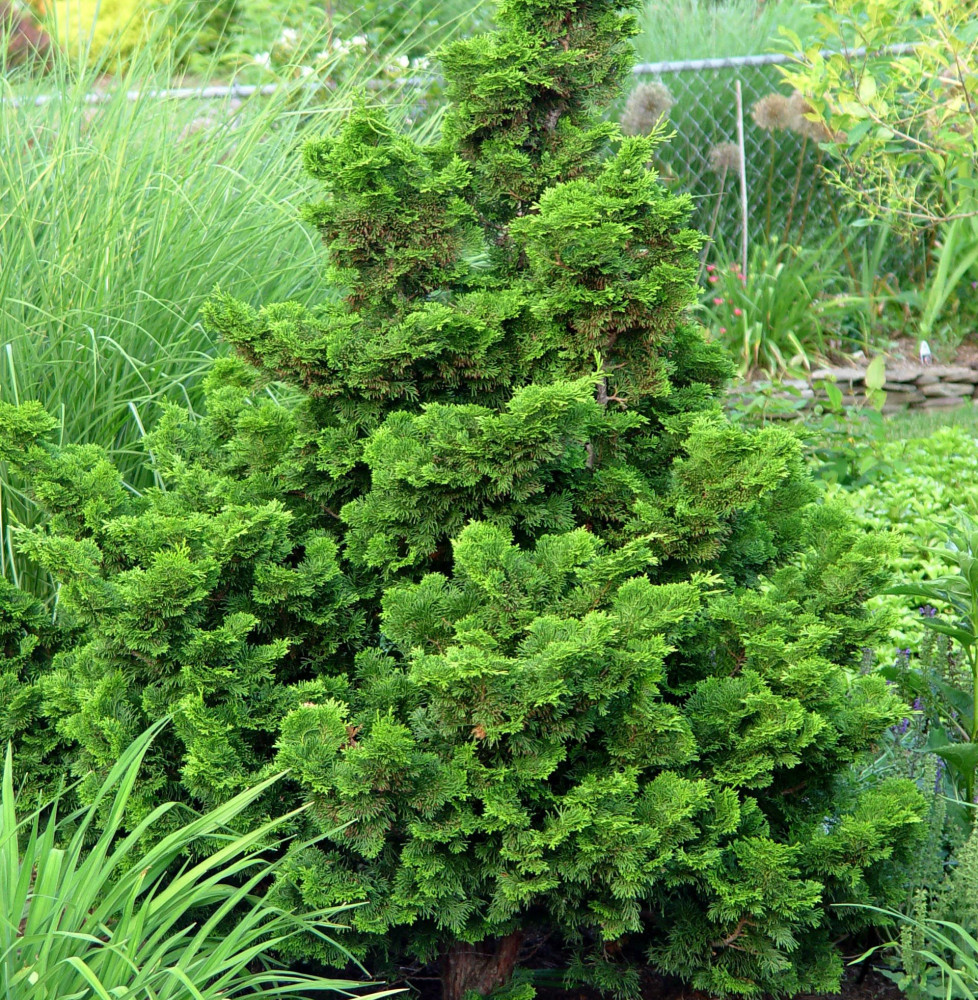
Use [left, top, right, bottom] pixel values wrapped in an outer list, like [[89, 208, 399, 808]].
[[0, 79, 311, 593], [877, 399, 978, 442], [0, 720, 382, 1000]]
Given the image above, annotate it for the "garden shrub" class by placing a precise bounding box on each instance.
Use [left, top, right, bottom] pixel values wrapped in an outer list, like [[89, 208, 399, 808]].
[[0, 572, 71, 789], [1, 0, 926, 996]]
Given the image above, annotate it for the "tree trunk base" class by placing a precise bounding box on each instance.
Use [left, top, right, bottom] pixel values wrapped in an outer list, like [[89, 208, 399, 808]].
[[441, 931, 524, 1000]]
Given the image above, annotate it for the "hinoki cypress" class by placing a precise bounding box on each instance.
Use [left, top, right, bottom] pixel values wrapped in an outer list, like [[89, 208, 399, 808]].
[[1, 1, 924, 996]]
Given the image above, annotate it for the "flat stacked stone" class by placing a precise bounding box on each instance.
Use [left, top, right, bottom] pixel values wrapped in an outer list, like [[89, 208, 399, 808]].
[[882, 390, 926, 404], [921, 396, 970, 409], [728, 360, 978, 415], [810, 367, 866, 386], [921, 382, 973, 397], [924, 365, 978, 382], [883, 366, 923, 386]]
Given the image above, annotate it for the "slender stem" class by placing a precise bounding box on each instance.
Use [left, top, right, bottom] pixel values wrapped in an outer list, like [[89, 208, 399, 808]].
[[827, 198, 859, 281], [697, 168, 727, 285], [734, 79, 749, 278], [794, 147, 824, 246], [971, 642, 978, 741], [763, 133, 775, 242], [969, 631, 978, 815], [783, 135, 809, 244]]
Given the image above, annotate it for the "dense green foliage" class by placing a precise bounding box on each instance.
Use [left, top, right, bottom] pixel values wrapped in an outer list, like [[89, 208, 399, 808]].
[[0, 0, 926, 996], [782, 0, 978, 348], [822, 418, 978, 809], [822, 421, 978, 650]]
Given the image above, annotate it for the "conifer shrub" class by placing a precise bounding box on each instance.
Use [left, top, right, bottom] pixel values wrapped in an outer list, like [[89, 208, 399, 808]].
[[0, 0, 926, 996]]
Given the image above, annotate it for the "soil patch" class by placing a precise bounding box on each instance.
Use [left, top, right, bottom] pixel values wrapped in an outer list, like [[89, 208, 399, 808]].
[[533, 965, 900, 1000], [889, 334, 978, 367], [395, 961, 902, 1000]]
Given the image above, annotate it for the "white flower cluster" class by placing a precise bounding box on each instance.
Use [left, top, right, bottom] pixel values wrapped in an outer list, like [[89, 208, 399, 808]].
[[250, 30, 433, 81], [317, 34, 369, 59], [251, 27, 304, 70]]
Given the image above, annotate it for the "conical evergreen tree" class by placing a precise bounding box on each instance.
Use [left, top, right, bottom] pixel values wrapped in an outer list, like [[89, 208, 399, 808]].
[[1, 1, 925, 997]]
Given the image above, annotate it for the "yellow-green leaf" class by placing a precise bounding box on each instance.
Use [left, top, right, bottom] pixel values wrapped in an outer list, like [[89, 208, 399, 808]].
[[858, 74, 877, 103], [865, 354, 886, 391]]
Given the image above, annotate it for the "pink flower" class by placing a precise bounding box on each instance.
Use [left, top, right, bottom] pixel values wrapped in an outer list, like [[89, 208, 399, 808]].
[[708, 275, 719, 284], [712, 297, 724, 306], [706, 264, 716, 272], [733, 307, 743, 316], [719, 327, 727, 334]]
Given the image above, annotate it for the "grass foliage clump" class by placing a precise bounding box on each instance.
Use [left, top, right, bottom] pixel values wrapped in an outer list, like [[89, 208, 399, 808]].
[[0, 720, 383, 1000]]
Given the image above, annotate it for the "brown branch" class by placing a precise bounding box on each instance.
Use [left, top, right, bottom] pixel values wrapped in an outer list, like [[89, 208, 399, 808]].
[[779, 780, 809, 797], [714, 916, 754, 950]]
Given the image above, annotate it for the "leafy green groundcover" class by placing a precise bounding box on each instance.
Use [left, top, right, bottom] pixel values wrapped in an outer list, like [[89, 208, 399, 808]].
[[826, 423, 978, 653], [0, 0, 924, 995]]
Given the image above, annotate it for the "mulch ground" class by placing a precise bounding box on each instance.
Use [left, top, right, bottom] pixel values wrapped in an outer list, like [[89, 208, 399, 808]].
[[533, 966, 902, 1000], [393, 962, 903, 1000]]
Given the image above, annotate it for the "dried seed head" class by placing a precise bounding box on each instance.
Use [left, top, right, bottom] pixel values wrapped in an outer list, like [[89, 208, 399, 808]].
[[621, 81, 675, 135], [752, 93, 793, 131], [709, 141, 741, 174], [787, 91, 834, 141]]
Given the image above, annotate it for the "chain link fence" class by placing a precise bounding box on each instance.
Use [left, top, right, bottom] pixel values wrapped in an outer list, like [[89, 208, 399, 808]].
[[630, 56, 823, 249], [626, 51, 922, 277]]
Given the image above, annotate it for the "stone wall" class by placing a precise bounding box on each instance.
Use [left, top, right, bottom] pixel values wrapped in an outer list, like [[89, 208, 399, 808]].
[[730, 363, 978, 416]]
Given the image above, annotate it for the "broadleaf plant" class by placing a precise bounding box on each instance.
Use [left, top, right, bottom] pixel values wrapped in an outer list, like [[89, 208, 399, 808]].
[[0, 0, 925, 996]]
